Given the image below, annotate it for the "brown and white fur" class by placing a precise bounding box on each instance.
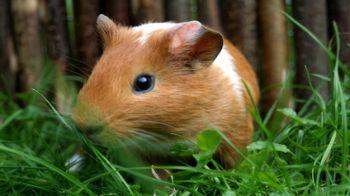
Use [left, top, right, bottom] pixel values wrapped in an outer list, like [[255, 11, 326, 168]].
[[72, 14, 259, 169]]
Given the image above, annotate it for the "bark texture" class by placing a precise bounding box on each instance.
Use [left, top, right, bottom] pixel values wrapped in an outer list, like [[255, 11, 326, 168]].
[[197, 0, 222, 32], [11, 0, 43, 92], [132, 0, 164, 24], [0, 0, 17, 95], [293, 0, 329, 108], [328, 0, 350, 67], [104, 0, 130, 25], [43, 0, 74, 113], [259, 0, 289, 113], [45, 0, 69, 72], [220, 0, 259, 69], [165, 0, 192, 22], [74, 0, 100, 74]]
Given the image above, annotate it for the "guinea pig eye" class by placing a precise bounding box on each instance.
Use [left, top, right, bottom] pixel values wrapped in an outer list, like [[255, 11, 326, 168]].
[[133, 74, 155, 94]]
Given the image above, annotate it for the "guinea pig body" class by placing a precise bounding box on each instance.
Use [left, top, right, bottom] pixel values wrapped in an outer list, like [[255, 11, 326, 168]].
[[73, 15, 259, 168]]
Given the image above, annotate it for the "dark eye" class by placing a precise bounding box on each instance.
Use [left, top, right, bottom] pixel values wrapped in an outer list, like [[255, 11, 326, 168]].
[[133, 74, 155, 94]]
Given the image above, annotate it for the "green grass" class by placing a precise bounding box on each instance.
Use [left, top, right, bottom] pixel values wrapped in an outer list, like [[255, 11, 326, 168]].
[[0, 24, 349, 195]]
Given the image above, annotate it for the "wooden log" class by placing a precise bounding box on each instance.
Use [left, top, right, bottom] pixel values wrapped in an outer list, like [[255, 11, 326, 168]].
[[258, 0, 291, 129], [11, 0, 43, 92], [293, 0, 329, 108], [197, 0, 222, 32], [328, 0, 350, 67], [103, 0, 130, 25], [73, 0, 100, 74], [45, 0, 70, 72], [42, 0, 75, 113], [132, 0, 164, 24], [0, 0, 17, 96], [219, 0, 259, 69], [165, 0, 192, 22], [259, 0, 289, 112]]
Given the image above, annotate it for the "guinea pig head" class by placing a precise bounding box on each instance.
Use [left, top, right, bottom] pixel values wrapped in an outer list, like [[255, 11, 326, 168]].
[[73, 15, 229, 145]]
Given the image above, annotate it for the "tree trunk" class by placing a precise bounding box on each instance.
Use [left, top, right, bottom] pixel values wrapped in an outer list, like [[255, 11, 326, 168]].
[[43, 0, 75, 113], [328, 0, 350, 67], [103, 0, 130, 25], [165, 0, 192, 22], [293, 0, 329, 109], [259, 0, 291, 129], [219, 0, 259, 69], [0, 0, 17, 96], [74, 0, 100, 74], [197, 0, 222, 32], [259, 0, 289, 111], [45, 0, 69, 72], [11, 0, 43, 92], [132, 0, 164, 24]]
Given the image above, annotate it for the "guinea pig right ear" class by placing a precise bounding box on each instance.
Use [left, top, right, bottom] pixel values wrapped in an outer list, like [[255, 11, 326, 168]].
[[96, 14, 118, 47], [169, 21, 223, 69]]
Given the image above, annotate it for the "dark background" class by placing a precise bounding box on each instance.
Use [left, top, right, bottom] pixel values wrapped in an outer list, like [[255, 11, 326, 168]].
[[0, 0, 349, 121]]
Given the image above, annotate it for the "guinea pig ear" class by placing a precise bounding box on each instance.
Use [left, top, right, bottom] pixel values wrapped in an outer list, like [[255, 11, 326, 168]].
[[96, 14, 117, 47], [169, 21, 223, 69]]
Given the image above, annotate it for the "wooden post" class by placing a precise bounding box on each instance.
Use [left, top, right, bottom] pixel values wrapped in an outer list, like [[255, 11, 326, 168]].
[[11, 0, 43, 92], [221, 0, 258, 69], [259, 1, 288, 108], [45, 0, 70, 73], [219, 0, 259, 69], [258, 0, 290, 128], [328, 0, 350, 67], [197, 0, 222, 32], [73, 0, 100, 74], [293, 0, 329, 109], [132, 0, 164, 24], [44, 0, 75, 113], [0, 0, 17, 96], [165, 0, 192, 22], [103, 0, 130, 25]]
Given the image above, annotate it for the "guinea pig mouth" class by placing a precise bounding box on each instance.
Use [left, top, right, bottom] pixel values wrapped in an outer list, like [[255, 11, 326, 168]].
[[76, 123, 104, 139]]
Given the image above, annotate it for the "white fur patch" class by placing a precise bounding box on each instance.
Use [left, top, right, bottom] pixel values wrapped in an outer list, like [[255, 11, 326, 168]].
[[134, 22, 242, 98], [213, 46, 242, 98], [133, 22, 176, 45]]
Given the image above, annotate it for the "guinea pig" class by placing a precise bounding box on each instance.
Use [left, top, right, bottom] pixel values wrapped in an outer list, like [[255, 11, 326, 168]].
[[73, 14, 259, 169]]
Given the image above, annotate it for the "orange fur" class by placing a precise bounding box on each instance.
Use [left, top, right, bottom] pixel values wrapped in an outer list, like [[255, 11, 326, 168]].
[[73, 15, 259, 168]]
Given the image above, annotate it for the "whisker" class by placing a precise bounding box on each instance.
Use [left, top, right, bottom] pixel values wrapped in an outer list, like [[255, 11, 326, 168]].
[[129, 130, 160, 145], [133, 129, 169, 142], [133, 119, 179, 130]]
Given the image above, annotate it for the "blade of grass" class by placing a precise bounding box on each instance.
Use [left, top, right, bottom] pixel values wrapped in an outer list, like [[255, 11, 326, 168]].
[[332, 22, 348, 181], [34, 88, 134, 194], [0, 110, 22, 131], [0, 144, 94, 195], [284, 11, 350, 77], [283, 12, 332, 58], [242, 80, 272, 139], [32, 89, 73, 130], [315, 131, 337, 192], [83, 138, 133, 195]]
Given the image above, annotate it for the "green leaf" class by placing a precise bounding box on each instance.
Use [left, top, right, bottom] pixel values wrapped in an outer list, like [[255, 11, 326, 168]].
[[193, 150, 214, 167], [170, 142, 196, 157], [247, 141, 291, 153], [0, 110, 22, 131], [223, 190, 236, 196], [196, 129, 222, 152], [278, 108, 297, 118], [278, 108, 318, 126], [194, 129, 222, 167]]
